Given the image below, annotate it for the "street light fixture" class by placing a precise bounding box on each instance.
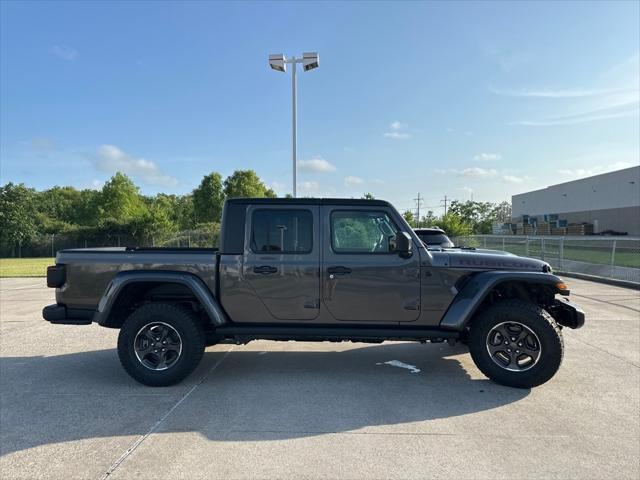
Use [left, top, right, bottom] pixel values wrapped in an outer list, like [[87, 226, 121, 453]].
[[269, 52, 320, 198]]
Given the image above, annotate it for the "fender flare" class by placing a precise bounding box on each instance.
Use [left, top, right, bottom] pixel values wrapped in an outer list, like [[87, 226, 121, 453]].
[[93, 270, 228, 327], [439, 271, 564, 331]]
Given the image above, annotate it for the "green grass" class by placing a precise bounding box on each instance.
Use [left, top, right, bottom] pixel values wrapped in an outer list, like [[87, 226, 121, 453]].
[[457, 238, 640, 269], [0, 258, 54, 277]]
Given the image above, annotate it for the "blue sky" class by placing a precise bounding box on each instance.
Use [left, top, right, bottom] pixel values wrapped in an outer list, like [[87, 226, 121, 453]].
[[1, 0, 638, 213]]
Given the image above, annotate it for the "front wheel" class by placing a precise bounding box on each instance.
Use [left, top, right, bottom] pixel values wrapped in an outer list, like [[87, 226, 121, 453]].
[[468, 300, 563, 388], [117, 303, 205, 386]]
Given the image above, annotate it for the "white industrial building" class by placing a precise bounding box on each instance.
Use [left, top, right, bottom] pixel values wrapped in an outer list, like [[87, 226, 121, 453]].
[[512, 166, 640, 236]]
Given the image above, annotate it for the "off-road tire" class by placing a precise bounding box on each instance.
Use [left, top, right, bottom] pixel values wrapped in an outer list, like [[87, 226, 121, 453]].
[[118, 303, 205, 386], [468, 300, 563, 388]]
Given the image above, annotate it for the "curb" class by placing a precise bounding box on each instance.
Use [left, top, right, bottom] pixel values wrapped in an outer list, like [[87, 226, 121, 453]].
[[556, 271, 640, 290]]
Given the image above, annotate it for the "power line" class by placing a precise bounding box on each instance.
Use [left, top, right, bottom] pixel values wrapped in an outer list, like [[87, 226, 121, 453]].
[[413, 193, 424, 228], [441, 195, 449, 216]]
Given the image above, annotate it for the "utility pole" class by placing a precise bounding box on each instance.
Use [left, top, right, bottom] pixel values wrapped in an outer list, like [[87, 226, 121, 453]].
[[414, 193, 424, 228], [441, 195, 449, 216]]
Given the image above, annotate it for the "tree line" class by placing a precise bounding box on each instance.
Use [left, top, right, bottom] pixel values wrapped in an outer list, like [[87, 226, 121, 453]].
[[1, 168, 511, 256], [402, 200, 512, 237], [0, 169, 276, 256]]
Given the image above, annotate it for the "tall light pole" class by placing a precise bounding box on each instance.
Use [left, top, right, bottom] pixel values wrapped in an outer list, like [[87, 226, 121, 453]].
[[269, 52, 320, 198]]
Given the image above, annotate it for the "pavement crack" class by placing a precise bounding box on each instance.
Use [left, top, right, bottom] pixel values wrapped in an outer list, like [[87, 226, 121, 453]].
[[571, 293, 640, 313], [98, 347, 234, 480], [572, 336, 640, 368]]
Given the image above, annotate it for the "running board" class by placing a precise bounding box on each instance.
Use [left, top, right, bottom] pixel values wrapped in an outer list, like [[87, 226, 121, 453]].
[[213, 325, 459, 344]]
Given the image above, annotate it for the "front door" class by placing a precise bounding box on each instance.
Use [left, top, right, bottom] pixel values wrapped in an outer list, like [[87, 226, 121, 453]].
[[243, 205, 320, 320], [322, 206, 421, 323]]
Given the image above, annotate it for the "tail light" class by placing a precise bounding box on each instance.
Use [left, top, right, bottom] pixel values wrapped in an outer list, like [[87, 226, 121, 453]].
[[47, 265, 66, 288]]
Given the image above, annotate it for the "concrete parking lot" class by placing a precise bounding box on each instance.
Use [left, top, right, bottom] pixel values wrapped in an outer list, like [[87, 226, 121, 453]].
[[1, 277, 638, 479]]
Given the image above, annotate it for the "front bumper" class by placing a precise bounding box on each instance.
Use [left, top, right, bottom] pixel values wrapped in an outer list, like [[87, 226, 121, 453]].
[[43, 304, 93, 325], [548, 298, 585, 329]]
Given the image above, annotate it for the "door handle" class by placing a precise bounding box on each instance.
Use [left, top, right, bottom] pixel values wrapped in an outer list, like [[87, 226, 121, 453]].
[[327, 266, 351, 276], [253, 265, 278, 274]]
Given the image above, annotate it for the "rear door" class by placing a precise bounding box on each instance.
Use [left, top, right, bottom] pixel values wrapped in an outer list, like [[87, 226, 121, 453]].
[[321, 206, 421, 323], [243, 205, 320, 320]]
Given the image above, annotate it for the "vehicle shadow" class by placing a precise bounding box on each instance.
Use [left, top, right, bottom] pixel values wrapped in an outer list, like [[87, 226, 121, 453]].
[[0, 343, 529, 456]]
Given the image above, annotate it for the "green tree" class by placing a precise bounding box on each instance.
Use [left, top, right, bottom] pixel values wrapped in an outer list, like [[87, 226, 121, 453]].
[[402, 210, 416, 227], [98, 172, 146, 223], [361, 192, 375, 200], [224, 170, 274, 199], [0, 183, 38, 256], [449, 200, 496, 234], [193, 172, 224, 223], [437, 212, 473, 238], [420, 210, 438, 228]]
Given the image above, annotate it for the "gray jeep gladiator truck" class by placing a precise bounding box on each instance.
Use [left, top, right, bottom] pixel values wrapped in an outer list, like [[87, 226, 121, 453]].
[[43, 198, 584, 388]]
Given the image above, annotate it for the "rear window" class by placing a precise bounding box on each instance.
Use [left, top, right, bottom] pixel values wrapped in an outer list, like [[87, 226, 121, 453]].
[[250, 209, 313, 253], [416, 232, 450, 245]]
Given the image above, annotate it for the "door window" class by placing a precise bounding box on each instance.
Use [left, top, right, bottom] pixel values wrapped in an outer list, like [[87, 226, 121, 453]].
[[250, 209, 313, 253], [331, 210, 399, 253]]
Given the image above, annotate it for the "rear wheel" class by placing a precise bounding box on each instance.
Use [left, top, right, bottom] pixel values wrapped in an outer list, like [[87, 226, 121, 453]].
[[468, 300, 563, 388], [118, 303, 205, 386]]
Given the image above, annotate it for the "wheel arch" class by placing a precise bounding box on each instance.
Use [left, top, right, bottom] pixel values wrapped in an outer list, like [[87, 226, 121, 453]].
[[94, 271, 228, 329], [439, 271, 566, 331]]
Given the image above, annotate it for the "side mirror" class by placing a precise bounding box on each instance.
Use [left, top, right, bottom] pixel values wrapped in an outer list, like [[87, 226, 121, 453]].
[[395, 232, 412, 258]]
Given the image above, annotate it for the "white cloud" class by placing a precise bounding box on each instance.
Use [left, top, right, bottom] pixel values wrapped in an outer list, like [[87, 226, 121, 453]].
[[511, 97, 639, 126], [460, 186, 475, 194], [500, 55, 640, 126], [299, 181, 320, 193], [92, 145, 178, 187], [458, 167, 498, 178], [491, 87, 619, 98], [51, 45, 78, 61], [344, 176, 365, 187], [557, 161, 634, 179], [90, 179, 104, 190], [298, 156, 337, 173], [383, 131, 412, 140], [30, 137, 57, 152], [502, 175, 525, 184], [474, 152, 502, 161], [271, 180, 286, 191], [384, 121, 412, 140]]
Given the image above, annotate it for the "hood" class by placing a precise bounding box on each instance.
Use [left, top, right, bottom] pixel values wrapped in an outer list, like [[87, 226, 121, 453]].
[[432, 250, 551, 273], [428, 246, 515, 256]]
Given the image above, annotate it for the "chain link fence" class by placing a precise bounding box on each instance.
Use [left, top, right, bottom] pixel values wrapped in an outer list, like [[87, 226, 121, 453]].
[[2, 229, 219, 258], [452, 235, 640, 284]]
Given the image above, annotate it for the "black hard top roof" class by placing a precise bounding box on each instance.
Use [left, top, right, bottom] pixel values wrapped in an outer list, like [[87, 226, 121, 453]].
[[225, 197, 393, 207]]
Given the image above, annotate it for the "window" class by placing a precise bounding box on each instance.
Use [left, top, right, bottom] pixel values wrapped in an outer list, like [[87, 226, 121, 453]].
[[331, 210, 399, 253], [250, 209, 313, 253]]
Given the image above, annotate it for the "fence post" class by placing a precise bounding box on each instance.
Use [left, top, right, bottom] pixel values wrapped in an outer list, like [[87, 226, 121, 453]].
[[51, 234, 55, 258], [541, 237, 545, 261], [559, 238, 564, 271], [502, 236, 505, 251], [483, 236, 487, 248], [611, 240, 617, 277], [525, 237, 529, 257]]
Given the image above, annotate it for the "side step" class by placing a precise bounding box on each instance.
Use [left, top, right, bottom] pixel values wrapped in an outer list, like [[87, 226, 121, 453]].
[[213, 324, 459, 344], [42, 304, 94, 325]]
